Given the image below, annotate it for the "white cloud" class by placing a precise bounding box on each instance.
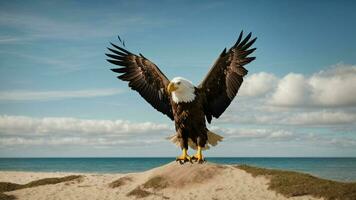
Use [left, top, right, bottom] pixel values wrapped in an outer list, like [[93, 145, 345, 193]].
[[219, 63, 356, 127], [0, 137, 164, 146], [269, 73, 310, 106], [304, 133, 356, 148], [0, 115, 171, 136], [284, 111, 356, 125], [327, 138, 356, 148], [0, 115, 355, 151], [0, 115, 172, 148], [269, 64, 356, 107], [220, 110, 356, 126], [0, 89, 121, 101], [212, 126, 356, 148], [309, 64, 356, 106], [210, 126, 296, 141], [239, 72, 277, 97]]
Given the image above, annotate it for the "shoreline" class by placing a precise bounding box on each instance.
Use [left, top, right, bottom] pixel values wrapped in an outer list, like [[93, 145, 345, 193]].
[[1, 157, 355, 182]]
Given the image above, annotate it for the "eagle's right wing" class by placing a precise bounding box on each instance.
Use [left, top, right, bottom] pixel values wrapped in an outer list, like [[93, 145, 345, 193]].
[[106, 41, 174, 120]]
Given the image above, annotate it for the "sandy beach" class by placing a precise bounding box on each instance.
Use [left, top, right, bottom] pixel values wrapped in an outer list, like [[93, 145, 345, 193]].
[[0, 162, 329, 200]]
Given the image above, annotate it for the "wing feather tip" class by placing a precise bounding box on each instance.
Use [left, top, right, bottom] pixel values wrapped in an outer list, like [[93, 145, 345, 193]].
[[234, 31, 244, 47], [110, 42, 131, 54], [107, 59, 126, 66], [111, 68, 127, 73]]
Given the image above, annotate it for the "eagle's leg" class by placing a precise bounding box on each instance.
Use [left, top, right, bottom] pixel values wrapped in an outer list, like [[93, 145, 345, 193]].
[[176, 132, 192, 164], [192, 146, 205, 163], [176, 148, 192, 164], [192, 135, 206, 163]]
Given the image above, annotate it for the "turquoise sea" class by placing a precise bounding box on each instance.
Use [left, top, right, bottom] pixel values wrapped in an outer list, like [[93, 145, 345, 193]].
[[1, 157, 356, 182]]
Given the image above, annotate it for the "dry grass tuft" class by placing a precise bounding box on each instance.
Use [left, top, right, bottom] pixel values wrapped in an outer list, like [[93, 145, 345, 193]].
[[24, 175, 83, 188], [237, 165, 356, 200], [0, 182, 22, 193], [127, 187, 152, 198], [0, 175, 82, 200], [126, 176, 169, 198], [108, 176, 132, 188], [142, 176, 169, 190], [0, 193, 16, 200]]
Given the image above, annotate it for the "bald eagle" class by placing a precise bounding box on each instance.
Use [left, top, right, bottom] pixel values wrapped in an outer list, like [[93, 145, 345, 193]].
[[106, 31, 256, 163]]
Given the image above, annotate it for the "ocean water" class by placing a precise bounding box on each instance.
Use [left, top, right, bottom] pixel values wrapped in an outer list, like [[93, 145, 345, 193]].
[[0, 157, 356, 182]]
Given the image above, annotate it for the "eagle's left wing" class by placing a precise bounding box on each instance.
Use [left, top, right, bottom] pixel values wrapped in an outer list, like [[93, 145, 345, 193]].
[[198, 31, 257, 123], [106, 42, 174, 120]]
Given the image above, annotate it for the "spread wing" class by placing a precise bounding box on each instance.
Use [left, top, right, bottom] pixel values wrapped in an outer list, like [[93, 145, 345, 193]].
[[199, 31, 257, 123], [106, 41, 174, 120]]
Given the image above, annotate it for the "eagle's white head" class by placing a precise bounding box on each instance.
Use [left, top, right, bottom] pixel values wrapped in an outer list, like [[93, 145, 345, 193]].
[[167, 77, 196, 104]]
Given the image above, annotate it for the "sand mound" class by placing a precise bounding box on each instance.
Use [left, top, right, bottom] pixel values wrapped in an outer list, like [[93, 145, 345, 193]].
[[119, 162, 228, 198], [140, 161, 227, 188], [1, 162, 326, 200], [107, 162, 321, 199]]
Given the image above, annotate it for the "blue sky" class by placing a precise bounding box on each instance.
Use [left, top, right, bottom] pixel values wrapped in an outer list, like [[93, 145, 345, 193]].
[[1, 0, 356, 157]]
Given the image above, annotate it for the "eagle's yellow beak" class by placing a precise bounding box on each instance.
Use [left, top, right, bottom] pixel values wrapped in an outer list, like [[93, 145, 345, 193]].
[[167, 82, 178, 93]]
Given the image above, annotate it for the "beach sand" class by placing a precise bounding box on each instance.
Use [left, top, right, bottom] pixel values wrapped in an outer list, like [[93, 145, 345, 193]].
[[0, 162, 324, 200]]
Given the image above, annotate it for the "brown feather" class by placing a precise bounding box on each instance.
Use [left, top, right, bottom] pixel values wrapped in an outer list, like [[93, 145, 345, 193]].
[[106, 42, 173, 120], [198, 32, 257, 123]]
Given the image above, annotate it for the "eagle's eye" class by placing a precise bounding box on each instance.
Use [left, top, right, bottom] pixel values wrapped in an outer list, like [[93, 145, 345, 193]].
[[177, 81, 181, 85]]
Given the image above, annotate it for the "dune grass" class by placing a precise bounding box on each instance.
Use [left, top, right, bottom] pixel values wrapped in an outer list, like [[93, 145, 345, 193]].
[[0, 193, 16, 200], [109, 176, 132, 188], [142, 176, 169, 190], [237, 165, 356, 200], [127, 187, 152, 198], [126, 175, 169, 198], [0, 175, 82, 200]]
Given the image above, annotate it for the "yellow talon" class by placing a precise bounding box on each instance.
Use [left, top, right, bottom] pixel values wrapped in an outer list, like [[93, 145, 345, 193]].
[[176, 148, 192, 164], [192, 146, 205, 163]]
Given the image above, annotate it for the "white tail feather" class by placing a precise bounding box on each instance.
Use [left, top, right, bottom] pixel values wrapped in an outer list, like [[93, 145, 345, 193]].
[[166, 131, 223, 151]]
